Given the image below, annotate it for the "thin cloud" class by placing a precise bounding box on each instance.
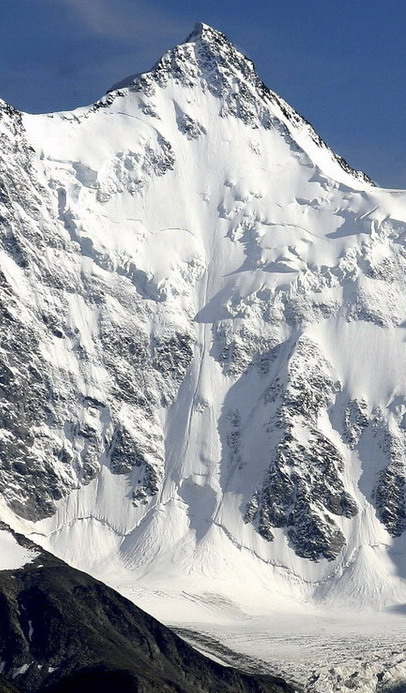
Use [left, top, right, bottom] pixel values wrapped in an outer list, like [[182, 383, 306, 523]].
[[38, 0, 195, 94], [56, 0, 191, 45]]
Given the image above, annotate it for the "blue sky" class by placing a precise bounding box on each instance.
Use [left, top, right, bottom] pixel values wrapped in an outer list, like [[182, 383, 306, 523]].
[[1, 0, 406, 187]]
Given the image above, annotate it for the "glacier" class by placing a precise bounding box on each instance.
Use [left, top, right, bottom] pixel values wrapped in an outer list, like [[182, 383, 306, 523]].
[[0, 22, 406, 691]]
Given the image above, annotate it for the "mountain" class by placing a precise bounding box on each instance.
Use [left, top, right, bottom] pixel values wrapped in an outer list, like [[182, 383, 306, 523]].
[[0, 524, 295, 692], [1, 19, 406, 676]]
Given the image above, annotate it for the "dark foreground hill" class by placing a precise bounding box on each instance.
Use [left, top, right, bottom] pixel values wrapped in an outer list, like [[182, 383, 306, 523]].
[[0, 525, 297, 693]]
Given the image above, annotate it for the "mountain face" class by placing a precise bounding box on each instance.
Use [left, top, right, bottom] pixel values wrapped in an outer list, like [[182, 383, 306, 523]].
[[0, 524, 295, 693], [1, 22, 406, 613]]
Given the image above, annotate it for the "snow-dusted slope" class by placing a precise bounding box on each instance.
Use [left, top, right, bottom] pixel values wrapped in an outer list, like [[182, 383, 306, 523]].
[[0, 527, 38, 571], [1, 23, 406, 639]]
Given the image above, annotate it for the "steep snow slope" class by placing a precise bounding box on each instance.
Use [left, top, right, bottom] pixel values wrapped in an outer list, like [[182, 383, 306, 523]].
[[0, 528, 38, 570], [1, 23, 406, 642]]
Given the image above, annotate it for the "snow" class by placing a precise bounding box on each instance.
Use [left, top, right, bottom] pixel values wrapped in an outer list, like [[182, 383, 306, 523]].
[[12, 663, 32, 678], [0, 531, 38, 571], [174, 612, 406, 693]]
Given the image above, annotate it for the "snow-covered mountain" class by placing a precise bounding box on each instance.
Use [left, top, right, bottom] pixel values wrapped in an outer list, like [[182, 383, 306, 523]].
[[1, 21, 406, 652]]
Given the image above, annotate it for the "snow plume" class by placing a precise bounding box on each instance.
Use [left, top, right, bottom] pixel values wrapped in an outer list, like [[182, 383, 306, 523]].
[[52, 0, 189, 44]]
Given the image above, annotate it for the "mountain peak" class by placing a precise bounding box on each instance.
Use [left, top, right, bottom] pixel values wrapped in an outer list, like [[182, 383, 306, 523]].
[[107, 21, 371, 188], [109, 21, 255, 95], [108, 22, 235, 93], [186, 21, 227, 43]]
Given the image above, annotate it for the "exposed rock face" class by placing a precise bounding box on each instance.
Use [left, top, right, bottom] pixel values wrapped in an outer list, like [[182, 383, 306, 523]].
[[0, 675, 20, 693], [0, 100, 194, 521], [244, 338, 358, 560]]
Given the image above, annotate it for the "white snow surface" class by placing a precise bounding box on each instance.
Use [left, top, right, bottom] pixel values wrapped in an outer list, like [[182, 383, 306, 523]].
[[1, 23, 406, 692], [0, 531, 38, 571]]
